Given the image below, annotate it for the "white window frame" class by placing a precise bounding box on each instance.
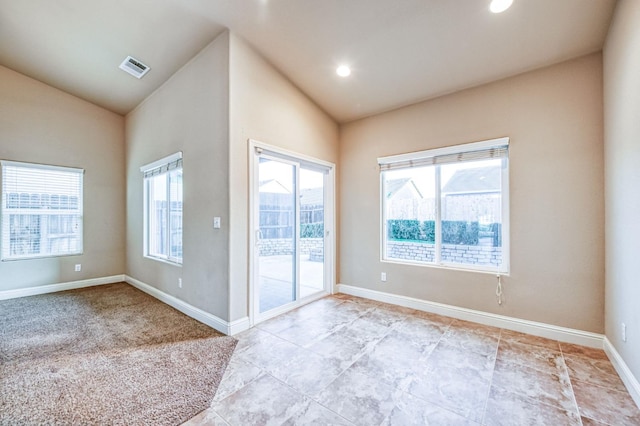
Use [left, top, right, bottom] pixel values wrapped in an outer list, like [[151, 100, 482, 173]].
[[379, 137, 510, 274], [140, 152, 183, 266], [1, 160, 84, 261]]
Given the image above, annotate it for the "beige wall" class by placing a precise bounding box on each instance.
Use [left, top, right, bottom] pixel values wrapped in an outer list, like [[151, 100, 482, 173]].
[[0, 65, 125, 290], [125, 32, 231, 319], [603, 0, 640, 384], [340, 53, 604, 333], [228, 34, 339, 321]]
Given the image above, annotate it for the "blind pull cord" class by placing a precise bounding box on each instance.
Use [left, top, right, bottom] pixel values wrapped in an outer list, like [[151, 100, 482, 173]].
[[496, 274, 503, 306]]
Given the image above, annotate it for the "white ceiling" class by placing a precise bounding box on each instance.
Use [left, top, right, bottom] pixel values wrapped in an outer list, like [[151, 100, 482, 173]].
[[0, 0, 616, 123]]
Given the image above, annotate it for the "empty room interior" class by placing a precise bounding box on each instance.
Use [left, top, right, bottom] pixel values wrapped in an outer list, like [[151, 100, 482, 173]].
[[1, 0, 639, 424]]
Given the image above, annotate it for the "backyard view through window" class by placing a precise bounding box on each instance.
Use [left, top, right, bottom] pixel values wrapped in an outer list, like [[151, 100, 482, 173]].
[[142, 153, 182, 264], [1, 161, 83, 260], [257, 156, 326, 313], [380, 138, 509, 273]]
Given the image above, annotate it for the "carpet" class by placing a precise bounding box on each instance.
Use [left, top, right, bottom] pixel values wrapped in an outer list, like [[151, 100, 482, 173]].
[[0, 283, 237, 426]]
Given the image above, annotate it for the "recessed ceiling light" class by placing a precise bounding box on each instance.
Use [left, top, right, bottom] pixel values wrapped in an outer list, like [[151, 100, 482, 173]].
[[489, 0, 513, 13], [336, 65, 351, 77]]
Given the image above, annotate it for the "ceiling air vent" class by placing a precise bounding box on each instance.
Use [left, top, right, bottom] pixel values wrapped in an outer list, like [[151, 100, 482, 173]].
[[119, 56, 150, 79]]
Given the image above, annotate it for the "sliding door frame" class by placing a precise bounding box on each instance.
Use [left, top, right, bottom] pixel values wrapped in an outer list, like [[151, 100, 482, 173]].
[[248, 139, 336, 326]]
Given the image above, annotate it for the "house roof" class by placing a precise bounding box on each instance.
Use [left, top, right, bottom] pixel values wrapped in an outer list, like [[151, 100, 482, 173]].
[[300, 187, 323, 207], [259, 181, 323, 206], [385, 178, 423, 199], [442, 166, 501, 194], [259, 179, 291, 194]]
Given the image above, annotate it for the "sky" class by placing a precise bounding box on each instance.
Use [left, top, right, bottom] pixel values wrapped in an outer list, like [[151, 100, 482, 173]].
[[259, 159, 324, 193]]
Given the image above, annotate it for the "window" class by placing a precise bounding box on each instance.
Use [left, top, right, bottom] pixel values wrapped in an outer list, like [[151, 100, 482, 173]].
[[141, 152, 183, 264], [379, 138, 509, 273], [1, 161, 83, 260]]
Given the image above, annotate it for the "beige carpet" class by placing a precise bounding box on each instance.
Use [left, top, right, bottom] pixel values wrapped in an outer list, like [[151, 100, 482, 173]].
[[0, 283, 237, 426]]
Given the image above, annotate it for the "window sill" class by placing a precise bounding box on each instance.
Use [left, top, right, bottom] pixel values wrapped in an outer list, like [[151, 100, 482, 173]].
[[144, 255, 182, 267], [381, 258, 509, 276]]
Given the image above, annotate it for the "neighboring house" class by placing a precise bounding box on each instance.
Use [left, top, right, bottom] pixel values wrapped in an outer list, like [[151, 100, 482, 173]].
[[441, 166, 502, 223], [385, 177, 423, 200], [385, 177, 434, 220]]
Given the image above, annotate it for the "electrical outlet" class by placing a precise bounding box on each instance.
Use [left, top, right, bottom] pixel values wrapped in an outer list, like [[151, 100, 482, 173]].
[[178, 278, 182, 289], [213, 217, 221, 229], [622, 323, 627, 342], [74, 264, 81, 272], [381, 272, 387, 282]]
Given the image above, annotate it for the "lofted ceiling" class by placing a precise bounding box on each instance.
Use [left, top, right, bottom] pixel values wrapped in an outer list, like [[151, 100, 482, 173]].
[[0, 0, 616, 123]]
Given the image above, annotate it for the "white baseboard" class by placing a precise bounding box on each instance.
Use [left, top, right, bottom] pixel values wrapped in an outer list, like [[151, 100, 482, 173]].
[[604, 337, 640, 408], [125, 275, 244, 336], [337, 284, 604, 348], [0, 275, 125, 300], [229, 317, 251, 335]]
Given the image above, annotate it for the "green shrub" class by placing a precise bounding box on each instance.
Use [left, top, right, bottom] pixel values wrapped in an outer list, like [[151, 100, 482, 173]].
[[387, 220, 435, 243], [387, 220, 421, 240], [387, 219, 481, 245], [300, 222, 324, 238], [442, 221, 479, 245], [422, 221, 436, 243], [490, 223, 502, 247]]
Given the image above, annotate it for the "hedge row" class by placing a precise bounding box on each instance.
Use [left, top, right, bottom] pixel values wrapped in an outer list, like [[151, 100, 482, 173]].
[[301, 222, 324, 238], [387, 220, 501, 246]]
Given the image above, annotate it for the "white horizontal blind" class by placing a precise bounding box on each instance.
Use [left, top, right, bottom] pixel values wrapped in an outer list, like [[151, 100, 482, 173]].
[[140, 151, 182, 177], [379, 137, 509, 171], [143, 158, 182, 178], [1, 160, 84, 260]]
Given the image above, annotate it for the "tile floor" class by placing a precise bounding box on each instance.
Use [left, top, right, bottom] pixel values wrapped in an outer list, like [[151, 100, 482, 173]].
[[184, 294, 640, 426]]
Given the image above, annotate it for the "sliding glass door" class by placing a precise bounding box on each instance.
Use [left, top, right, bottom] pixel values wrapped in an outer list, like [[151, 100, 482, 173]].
[[257, 157, 297, 313], [251, 142, 334, 323]]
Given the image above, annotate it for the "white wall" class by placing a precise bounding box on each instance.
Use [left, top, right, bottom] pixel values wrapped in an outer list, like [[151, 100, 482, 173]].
[[228, 34, 339, 322], [340, 53, 604, 333], [125, 32, 231, 319], [0, 65, 125, 290], [603, 0, 640, 387]]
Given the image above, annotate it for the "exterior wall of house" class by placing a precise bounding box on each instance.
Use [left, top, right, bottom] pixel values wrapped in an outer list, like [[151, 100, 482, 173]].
[[603, 0, 640, 391], [125, 32, 231, 319], [340, 53, 605, 333], [0, 65, 125, 291]]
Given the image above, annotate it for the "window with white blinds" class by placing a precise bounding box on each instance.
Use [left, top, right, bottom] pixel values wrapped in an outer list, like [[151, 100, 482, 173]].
[[141, 152, 183, 265], [1, 160, 84, 260], [378, 137, 510, 274]]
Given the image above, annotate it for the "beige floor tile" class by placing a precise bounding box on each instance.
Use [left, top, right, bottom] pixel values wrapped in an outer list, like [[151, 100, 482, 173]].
[[212, 358, 263, 402], [484, 386, 581, 426], [500, 329, 561, 351], [572, 379, 640, 425], [282, 400, 354, 425], [560, 342, 609, 360], [491, 357, 576, 413], [564, 354, 627, 392], [406, 362, 491, 422], [182, 409, 230, 425], [211, 374, 308, 426], [382, 392, 479, 425], [497, 339, 567, 375], [183, 295, 638, 426], [315, 368, 402, 426]]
